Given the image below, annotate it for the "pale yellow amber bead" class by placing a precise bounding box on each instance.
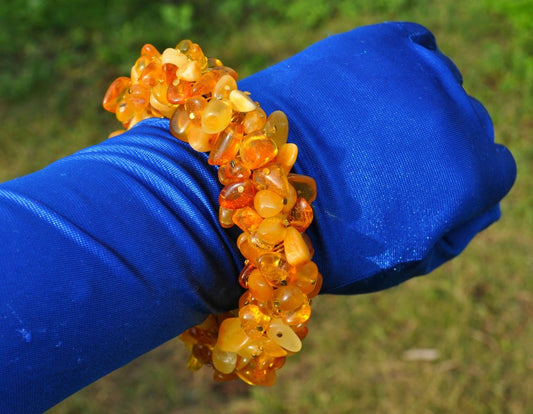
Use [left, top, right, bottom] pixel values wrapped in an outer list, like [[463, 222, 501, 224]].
[[188, 124, 214, 152], [229, 89, 257, 112], [176, 60, 202, 82], [284, 226, 311, 266], [149, 93, 175, 118], [267, 318, 302, 352], [201, 99, 233, 134], [161, 47, 188, 67], [212, 345, 237, 374]]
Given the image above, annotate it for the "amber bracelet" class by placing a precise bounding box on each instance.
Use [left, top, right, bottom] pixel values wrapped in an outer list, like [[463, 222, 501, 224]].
[[103, 40, 321, 386]]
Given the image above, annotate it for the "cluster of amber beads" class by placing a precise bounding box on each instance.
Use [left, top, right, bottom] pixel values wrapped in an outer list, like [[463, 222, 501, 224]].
[[103, 40, 321, 386]]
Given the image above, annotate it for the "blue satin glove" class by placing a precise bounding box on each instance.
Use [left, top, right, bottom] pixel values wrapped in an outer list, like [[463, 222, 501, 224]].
[[0, 22, 516, 413]]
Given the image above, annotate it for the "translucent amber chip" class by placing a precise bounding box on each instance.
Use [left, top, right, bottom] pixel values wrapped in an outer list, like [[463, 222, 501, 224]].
[[208, 124, 244, 166], [240, 133, 278, 170], [288, 174, 317, 203], [103, 77, 131, 113], [254, 190, 285, 218], [264, 110, 289, 147], [202, 99, 233, 134], [284, 226, 311, 266], [219, 180, 255, 210]]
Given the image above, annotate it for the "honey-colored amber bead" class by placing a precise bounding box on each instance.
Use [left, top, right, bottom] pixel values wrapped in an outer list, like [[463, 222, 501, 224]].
[[208, 124, 243, 166], [291, 322, 309, 340], [288, 174, 317, 203], [292, 261, 319, 295], [207, 57, 224, 68], [185, 43, 208, 69], [232, 206, 263, 234], [259, 337, 288, 358], [240, 133, 278, 170], [201, 98, 233, 134], [254, 190, 285, 218], [219, 206, 234, 228], [212, 345, 237, 374], [130, 56, 151, 83], [237, 233, 267, 265], [218, 158, 251, 185], [239, 304, 271, 339], [247, 269, 274, 303], [277, 143, 298, 174], [271, 285, 311, 325], [282, 184, 298, 214], [264, 110, 289, 147], [150, 90, 175, 118], [257, 252, 294, 287], [237, 358, 277, 386], [211, 65, 238, 80], [307, 272, 323, 298], [188, 123, 215, 152], [219, 180, 255, 210], [192, 342, 212, 365], [267, 318, 302, 353], [284, 226, 311, 266], [238, 262, 255, 289], [287, 197, 314, 232], [254, 215, 287, 246], [176, 39, 193, 53], [242, 107, 267, 134], [213, 74, 237, 100], [169, 107, 191, 142], [125, 84, 150, 112], [252, 164, 290, 198], [184, 95, 207, 120], [217, 317, 249, 353], [115, 99, 135, 125], [229, 89, 257, 112], [167, 80, 193, 105], [140, 60, 163, 87]]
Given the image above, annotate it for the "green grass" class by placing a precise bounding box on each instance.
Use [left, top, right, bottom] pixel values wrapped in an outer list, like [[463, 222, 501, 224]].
[[1, 0, 531, 413]]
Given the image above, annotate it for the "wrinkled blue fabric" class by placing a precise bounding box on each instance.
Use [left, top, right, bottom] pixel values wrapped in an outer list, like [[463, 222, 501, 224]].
[[0, 22, 516, 413]]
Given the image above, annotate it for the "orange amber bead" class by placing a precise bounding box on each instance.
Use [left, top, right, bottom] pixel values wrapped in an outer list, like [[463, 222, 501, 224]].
[[219, 180, 255, 210], [208, 124, 243, 166], [248, 269, 274, 303], [277, 143, 298, 174], [188, 123, 215, 152], [125, 84, 150, 112], [192, 71, 221, 96], [140, 60, 163, 87], [287, 197, 314, 232], [169, 107, 191, 142], [237, 233, 268, 265], [232, 206, 263, 234], [141, 43, 160, 59], [271, 285, 311, 325], [219, 206, 234, 228], [257, 252, 294, 287], [102, 76, 131, 113], [292, 261, 319, 295], [254, 190, 285, 218], [254, 215, 287, 246], [167, 80, 193, 105], [162, 62, 178, 85], [240, 133, 278, 169], [218, 159, 251, 185]]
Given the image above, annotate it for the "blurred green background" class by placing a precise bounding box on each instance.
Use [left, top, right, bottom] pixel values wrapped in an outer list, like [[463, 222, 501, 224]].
[[1, 0, 531, 412]]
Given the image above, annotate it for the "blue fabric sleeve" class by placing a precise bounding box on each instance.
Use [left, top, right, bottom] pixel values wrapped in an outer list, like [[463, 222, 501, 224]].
[[0, 22, 516, 412]]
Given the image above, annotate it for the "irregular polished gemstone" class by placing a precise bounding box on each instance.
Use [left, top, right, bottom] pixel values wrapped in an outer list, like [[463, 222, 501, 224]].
[[218, 158, 251, 185], [219, 180, 255, 209], [284, 226, 311, 266], [229, 89, 257, 112], [257, 252, 294, 288], [247, 269, 274, 302], [288, 174, 317, 203], [287, 197, 314, 232], [212, 346, 237, 374], [242, 107, 267, 134], [276, 143, 298, 174], [232, 206, 263, 234], [102, 77, 131, 113], [267, 318, 302, 352], [202, 98, 233, 134], [240, 133, 278, 169], [213, 74, 237, 100], [254, 190, 285, 218], [208, 123, 244, 165], [264, 110, 289, 147], [239, 304, 271, 339]]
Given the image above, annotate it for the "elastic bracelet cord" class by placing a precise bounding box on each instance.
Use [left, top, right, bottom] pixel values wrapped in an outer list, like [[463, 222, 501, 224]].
[[103, 40, 321, 386]]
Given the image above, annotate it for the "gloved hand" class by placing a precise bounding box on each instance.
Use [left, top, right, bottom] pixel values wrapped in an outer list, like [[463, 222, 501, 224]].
[[0, 22, 516, 413]]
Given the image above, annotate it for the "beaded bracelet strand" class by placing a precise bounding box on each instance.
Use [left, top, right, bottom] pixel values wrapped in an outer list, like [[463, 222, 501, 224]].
[[103, 40, 321, 386]]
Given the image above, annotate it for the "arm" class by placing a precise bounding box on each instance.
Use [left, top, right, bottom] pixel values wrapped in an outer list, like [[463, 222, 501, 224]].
[[0, 22, 516, 412]]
